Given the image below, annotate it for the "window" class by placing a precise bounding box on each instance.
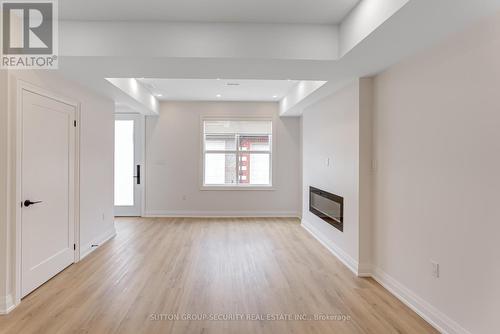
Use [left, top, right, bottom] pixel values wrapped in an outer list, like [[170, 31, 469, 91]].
[[114, 120, 135, 206], [203, 119, 272, 187]]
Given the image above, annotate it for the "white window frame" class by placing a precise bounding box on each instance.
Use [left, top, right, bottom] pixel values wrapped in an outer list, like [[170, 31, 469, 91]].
[[200, 116, 275, 191]]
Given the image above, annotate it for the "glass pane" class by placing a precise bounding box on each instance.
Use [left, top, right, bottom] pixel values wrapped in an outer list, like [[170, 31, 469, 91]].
[[114, 120, 134, 206], [238, 135, 271, 151], [204, 153, 237, 185], [239, 153, 270, 185], [311, 192, 342, 223], [205, 134, 236, 151]]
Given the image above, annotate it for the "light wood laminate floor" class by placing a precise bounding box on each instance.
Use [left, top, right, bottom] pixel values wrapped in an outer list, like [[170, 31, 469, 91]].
[[0, 218, 438, 334]]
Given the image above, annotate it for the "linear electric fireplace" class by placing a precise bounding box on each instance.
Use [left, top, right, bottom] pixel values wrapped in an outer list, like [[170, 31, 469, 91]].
[[309, 187, 344, 232]]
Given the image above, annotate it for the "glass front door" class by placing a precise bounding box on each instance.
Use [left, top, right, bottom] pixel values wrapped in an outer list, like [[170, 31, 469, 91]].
[[114, 114, 144, 216]]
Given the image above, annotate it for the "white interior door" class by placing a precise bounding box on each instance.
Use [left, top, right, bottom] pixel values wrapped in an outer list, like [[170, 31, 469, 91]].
[[21, 89, 76, 298], [114, 114, 144, 216]]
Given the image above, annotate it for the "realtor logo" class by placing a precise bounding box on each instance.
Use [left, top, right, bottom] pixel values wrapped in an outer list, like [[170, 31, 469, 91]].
[[1, 0, 58, 69]]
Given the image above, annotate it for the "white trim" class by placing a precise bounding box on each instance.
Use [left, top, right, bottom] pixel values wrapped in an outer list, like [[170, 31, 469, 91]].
[[14, 80, 81, 305], [140, 115, 146, 217], [301, 219, 359, 276], [301, 216, 471, 334], [371, 267, 472, 334], [0, 294, 15, 315], [79, 227, 117, 261], [115, 112, 147, 217], [74, 105, 81, 262], [200, 185, 275, 191], [143, 210, 300, 218], [113, 113, 145, 216]]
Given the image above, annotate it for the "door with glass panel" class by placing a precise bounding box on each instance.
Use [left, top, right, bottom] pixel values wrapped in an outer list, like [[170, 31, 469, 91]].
[[114, 114, 144, 216]]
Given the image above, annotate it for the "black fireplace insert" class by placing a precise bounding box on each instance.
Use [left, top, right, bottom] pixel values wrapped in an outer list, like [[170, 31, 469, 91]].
[[309, 186, 344, 232]]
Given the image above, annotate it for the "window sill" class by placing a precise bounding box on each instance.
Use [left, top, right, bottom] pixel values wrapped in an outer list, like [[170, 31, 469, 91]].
[[200, 185, 275, 191]]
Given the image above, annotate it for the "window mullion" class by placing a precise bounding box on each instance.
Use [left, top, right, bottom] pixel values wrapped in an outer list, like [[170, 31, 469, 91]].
[[205, 150, 238, 154], [235, 133, 240, 185]]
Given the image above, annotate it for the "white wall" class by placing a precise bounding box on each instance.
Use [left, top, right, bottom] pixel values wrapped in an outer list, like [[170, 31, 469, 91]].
[[301, 79, 372, 274], [61, 21, 339, 60], [339, 0, 410, 56], [105, 78, 159, 115], [358, 78, 373, 271], [279, 80, 327, 116], [302, 81, 360, 267], [144, 102, 301, 217], [0, 70, 115, 311], [0, 70, 9, 312], [372, 13, 500, 334]]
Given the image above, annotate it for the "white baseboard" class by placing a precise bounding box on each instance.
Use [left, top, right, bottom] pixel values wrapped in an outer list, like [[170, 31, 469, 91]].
[[301, 220, 359, 276], [0, 294, 15, 315], [80, 227, 116, 261], [371, 267, 471, 334], [143, 210, 301, 218], [301, 219, 470, 334]]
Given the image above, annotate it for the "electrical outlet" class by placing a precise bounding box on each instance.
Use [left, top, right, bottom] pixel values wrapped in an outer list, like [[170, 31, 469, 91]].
[[431, 261, 440, 278], [326, 157, 331, 167]]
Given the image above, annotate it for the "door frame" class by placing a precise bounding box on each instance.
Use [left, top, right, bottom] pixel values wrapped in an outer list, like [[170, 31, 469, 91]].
[[114, 113, 145, 217], [13, 80, 81, 306]]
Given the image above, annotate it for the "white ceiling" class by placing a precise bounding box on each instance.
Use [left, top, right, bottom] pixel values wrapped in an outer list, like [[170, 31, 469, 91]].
[[57, 0, 500, 115], [139, 79, 301, 101], [60, 0, 360, 24]]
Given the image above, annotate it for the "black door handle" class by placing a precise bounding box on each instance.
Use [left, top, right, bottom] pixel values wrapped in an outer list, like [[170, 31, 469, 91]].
[[134, 165, 141, 185], [24, 200, 43, 207]]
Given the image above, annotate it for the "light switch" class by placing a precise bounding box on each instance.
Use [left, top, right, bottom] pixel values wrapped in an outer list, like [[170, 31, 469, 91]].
[[431, 261, 440, 278]]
